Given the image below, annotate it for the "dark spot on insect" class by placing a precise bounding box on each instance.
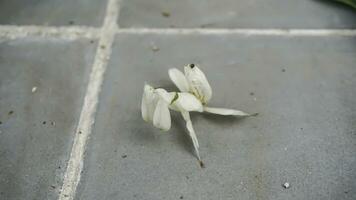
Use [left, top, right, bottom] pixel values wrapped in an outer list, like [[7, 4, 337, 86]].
[[282, 69, 286, 72], [250, 92, 254, 96], [170, 92, 179, 104], [180, 195, 184, 199], [68, 20, 75, 25], [101, 45, 106, 49], [8, 110, 14, 115], [199, 160, 205, 168], [189, 64, 195, 68], [50, 185, 56, 189], [122, 155, 127, 158], [42, 121, 46, 125], [161, 11, 171, 18]]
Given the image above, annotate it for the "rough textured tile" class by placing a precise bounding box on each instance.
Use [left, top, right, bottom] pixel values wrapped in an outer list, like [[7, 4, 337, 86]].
[[76, 35, 356, 200], [75, 34, 356, 200], [0, 0, 107, 26], [0, 38, 97, 200], [118, 0, 356, 28]]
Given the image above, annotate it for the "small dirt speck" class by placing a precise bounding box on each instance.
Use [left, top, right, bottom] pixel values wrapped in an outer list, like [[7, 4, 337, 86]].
[[250, 92, 254, 96], [151, 46, 159, 52], [122, 155, 127, 158], [0, 121, 2, 125], [101, 45, 106, 49], [32, 87, 37, 93], [161, 11, 171, 17], [282, 182, 290, 189], [68, 20, 75, 25], [51, 121, 55, 126], [78, 131, 82, 134], [8, 110, 14, 115], [185, 176, 189, 179], [90, 40, 94, 44], [180, 195, 184, 199], [250, 113, 259, 117], [50, 185, 56, 189], [282, 69, 286, 72], [42, 121, 46, 125]]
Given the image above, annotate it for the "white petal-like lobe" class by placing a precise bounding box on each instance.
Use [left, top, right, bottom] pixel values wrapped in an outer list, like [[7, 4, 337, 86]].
[[181, 111, 201, 160], [153, 99, 171, 131], [155, 88, 174, 103], [141, 94, 148, 121], [141, 84, 158, 122], [184, 64, 212, 104], [174, 93, 203, 112], [168, 68, 190, 92], [203, 106, 251, 116]]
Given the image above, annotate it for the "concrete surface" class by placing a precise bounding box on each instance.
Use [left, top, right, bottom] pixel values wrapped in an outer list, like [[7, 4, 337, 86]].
[[75, 34, 356, 200], [0, 38, 97, 200], [118, 0, 356, 28], [0, 0, 108, 26], [0, 0, 355, 200]]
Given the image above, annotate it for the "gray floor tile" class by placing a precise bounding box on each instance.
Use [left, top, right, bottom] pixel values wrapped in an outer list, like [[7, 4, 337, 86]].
[[118, 0, 356, 28], [0, 0, 108, 26], [75, 34, 356, 200], [0, 38, 97, 200]]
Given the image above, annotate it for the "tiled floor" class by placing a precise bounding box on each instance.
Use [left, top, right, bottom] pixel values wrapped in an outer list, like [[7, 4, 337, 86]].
[[0, 0, 355, 200], [118, 0, 356, 28], [0, 38, 96, 200], [0, 0, 108, 26]]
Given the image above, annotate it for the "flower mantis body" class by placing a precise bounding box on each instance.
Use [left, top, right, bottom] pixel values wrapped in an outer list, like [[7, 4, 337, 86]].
[[142, 64, 256, 167]]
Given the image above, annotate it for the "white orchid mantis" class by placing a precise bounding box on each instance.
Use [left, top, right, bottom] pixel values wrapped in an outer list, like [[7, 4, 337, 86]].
[[142, 64, 256, 167]]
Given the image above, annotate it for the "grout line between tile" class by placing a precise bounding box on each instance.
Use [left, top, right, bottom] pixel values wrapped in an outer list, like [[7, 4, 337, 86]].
[[117, 28, 356, 36], [58, 0, 120, 200], [0, 25, 356, 39], [0, 25, 100, 39]]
